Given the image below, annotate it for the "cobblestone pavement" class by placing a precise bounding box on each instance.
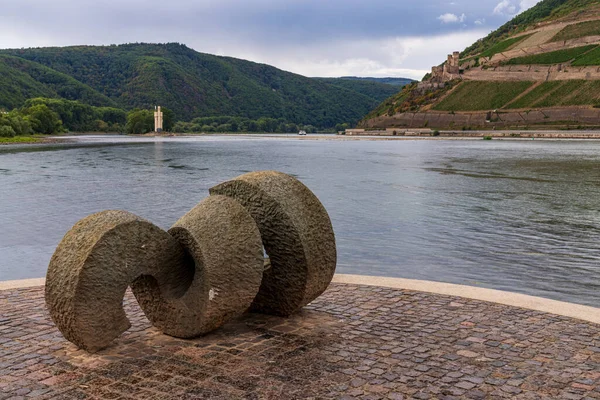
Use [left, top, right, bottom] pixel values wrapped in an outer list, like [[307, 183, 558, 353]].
[[0, 284, 599, 400]]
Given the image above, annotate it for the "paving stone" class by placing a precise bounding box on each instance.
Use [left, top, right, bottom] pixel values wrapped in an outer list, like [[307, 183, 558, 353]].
[[456, 381, 477, 390], [457, 350, 480, 358], [0, 284, 598, 399]]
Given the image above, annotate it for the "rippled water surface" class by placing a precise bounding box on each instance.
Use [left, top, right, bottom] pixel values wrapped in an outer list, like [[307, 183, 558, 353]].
[[1, 135, 599, 306]]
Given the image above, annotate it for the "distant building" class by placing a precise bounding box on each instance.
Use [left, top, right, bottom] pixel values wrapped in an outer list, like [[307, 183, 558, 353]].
[[154, 106, 163, 132], [430, 51, 461, 83]]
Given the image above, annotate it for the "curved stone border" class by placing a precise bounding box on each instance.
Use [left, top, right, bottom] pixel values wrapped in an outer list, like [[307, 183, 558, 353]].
[[0, 278, 45, 290], [333, 274, 600, 325], [3, 274, 597, 324]]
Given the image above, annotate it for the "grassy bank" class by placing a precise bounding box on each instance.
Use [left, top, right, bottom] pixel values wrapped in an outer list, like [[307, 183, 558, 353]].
[[0, 135, 44, 144]]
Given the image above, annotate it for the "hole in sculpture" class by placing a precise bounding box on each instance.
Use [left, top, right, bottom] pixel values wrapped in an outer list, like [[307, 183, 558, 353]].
[[131, 249, 195, 301], [263, 246, 271, 272]]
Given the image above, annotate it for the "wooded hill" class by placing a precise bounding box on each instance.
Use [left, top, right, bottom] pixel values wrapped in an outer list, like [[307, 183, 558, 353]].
[[361, 0, 600, 130], [0, 43, 409, 129]]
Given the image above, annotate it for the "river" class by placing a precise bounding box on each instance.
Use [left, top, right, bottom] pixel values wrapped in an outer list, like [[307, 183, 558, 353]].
[[1, 135, 599, 306]]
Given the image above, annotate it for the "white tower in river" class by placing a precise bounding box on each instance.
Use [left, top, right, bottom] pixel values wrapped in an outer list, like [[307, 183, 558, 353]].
[[154, 106, 163, 133]]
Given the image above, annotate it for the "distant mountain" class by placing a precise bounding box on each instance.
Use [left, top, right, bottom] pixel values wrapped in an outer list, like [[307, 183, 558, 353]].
[[360, 0, 600, 130], [0, 43, 400, 128], [314, 78, 405, 102], [334, 77, 414, 86], [0, 55, 117, 109]]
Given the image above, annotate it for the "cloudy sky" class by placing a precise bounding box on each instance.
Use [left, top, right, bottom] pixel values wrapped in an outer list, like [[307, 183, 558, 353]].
[[0, 0, 540, 80]]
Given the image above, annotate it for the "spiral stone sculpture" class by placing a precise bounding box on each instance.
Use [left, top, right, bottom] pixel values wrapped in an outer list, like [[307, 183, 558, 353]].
[[45, 171, 336, 352]]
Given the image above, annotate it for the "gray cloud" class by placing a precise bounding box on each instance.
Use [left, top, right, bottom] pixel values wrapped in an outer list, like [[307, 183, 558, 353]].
[[0, 0, 540, 79]]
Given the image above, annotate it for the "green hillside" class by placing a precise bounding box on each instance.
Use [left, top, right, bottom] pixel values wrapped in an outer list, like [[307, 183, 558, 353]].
[[327, 77, 414, 87], [314, 78, 403, 101], [476, 34, 533, 59], [0, 43, 405, 128], [551, 20, 600, 41], [360, 0, 600, 129], [433, 81, 534, 111], [503, 45, 597, 65], [0, 55, 116, 110], [505, 80, 600, 108], [462, 0, 598, 58]]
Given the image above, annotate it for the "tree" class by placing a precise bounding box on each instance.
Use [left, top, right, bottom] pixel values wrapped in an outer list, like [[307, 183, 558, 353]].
[[97, 107, 127, 126], [23, 104, 63, 134], [94, 120, 109, 132], [161, 107, 175, 132], [24, 98, 92, 132], [7, 111, 32, 135], [0, 125, 16, 137], [257, 117, 278, 132], [126, 109, 153, 134], [0, 111, 32, 136], [173, 121, 192, 133]]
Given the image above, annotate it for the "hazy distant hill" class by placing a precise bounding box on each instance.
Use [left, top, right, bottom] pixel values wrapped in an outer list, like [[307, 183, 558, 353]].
[[361, 0, 600, 129], [315, 77, 407, 102], [0, 43, 406, 128], [334, 77, 414, 86]]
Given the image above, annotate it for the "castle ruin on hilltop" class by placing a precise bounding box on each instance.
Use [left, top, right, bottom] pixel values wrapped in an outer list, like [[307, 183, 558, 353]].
[[418, 51, 462, 90]]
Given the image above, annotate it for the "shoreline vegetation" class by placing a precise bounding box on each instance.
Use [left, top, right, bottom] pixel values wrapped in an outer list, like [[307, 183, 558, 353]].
[[0, 135, 72, 145], [0, 97, 351, 138], [5, 97, 600, 143], [0, 43, 398, 129], [0, 135, 41, 144]]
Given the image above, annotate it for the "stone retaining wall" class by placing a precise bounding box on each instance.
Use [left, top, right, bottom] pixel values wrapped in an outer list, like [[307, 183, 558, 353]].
[[463, 65, 600, 81], [362, 107, 600, 130], [490, 35, 600, 64], [344, 128, 433, 136]]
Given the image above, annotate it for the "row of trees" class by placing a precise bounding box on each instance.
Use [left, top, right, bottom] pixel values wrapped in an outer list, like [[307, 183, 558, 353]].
[[126, 114, 351, 133], [172, 116, 319, 134], [0, 98, 129, 137], [0, 105, 62, 137], [1, 98, 351, 137], [24, 98, 127, 132]]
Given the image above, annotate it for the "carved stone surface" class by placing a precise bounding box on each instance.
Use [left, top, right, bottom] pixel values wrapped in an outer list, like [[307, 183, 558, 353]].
[[132, 195, 264, 337], [210, 171, 337, 316], [45, 171, 336, 352], [45, 211, 192, 352]]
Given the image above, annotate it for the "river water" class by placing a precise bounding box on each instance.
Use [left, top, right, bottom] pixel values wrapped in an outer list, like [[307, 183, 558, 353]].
[[1, 135, 599, 306]]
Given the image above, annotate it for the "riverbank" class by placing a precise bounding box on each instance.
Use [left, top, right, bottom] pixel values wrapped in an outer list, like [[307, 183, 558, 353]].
[[131, 130, 600, 140], [48, 131, 600, 142], [0, 135, 74, 145], [1, 276, 598, 399], [0, 136, 43, 145], [344, 127, 600, 139], [6, 131, 600, 145]]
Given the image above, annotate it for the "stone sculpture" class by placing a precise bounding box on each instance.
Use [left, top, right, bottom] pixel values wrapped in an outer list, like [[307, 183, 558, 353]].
[[45, 171, 336, 352], [211, 171, 337, 316]]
